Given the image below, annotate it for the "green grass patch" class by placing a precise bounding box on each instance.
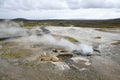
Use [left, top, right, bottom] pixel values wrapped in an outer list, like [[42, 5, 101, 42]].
[[23, 23, 39, 27], [1, 53, 21, 59], [20, 20, 120, 28], [22, 23, 51, 27], [96, 28, 120, 33], [64, 36, 79, 43]]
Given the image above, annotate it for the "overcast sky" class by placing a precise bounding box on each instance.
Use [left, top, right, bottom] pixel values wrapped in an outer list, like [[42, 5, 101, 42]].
[[0, 0, 120, 19]]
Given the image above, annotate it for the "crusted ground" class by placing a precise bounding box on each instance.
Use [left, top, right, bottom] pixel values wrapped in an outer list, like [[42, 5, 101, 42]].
[[0, 26, 120, 80]]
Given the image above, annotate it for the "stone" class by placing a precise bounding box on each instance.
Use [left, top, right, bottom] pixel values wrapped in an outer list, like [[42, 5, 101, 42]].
[[71, 57, 89, 63], [52, 62, 70, 71], [51, 56, 59, 62], [73, 50, 95, 56], [0, 45, 2, 49], [37, 56, 59, 62], [52, 48, 67, 53], [57, 54, 73, 60], [70, 57, 91, 65], [85, 61, 91, 65]]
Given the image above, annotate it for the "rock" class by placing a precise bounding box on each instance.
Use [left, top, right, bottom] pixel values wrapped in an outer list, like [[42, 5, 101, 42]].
[[85, 61, 91, 65], [71, 57, 89, 63], [51, 56, 59, 62], [0, 45, 2, 49], [79, 68, 89, 71], [57, 54, 73, 60], [0, 36, 22, 41], [52, 48, 67, 53], [40, 27, 51, 34], [87, 52, 101, 56], [52, 62, 70, 71], [94, 36, 102, 39], [93, 48, 101, 53], [73, 50, 95, 56], [37, 56, 59, 62], [70, 56, 91, 66]]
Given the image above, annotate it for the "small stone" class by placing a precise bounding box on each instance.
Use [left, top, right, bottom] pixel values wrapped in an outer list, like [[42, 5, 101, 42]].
[[79, 68, 88, 71], [0, 45, 2, 49], [37, 56, 59, 62], [71, 57, 89, 63], [52, 62, 70, 71], [57, 54, 73, 60], [51, 56, 59, 62], [85, 61, 91, 65], [52, 49, 67, 53], [37, 56, 52, 61]]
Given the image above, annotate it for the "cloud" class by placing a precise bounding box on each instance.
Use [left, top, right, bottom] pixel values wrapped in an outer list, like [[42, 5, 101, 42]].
[[0, 9, 120, 19], [0, 0, 120, 19], [0, 0, 120, 10], [66, 0, 120, 9], [0, 0, 69, 10]]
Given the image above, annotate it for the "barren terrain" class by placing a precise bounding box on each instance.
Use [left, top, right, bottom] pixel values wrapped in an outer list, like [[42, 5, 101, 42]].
[[0, 21, 120, 80]]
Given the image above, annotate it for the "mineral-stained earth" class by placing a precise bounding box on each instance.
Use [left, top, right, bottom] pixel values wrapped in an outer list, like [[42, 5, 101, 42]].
[[0, 22, 120, 80]]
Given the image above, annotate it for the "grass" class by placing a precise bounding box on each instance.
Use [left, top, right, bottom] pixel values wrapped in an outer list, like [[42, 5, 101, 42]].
[[1, 53, 21, 59], [19, 19, 120, 28], [23, 23, 51, 27], [96, 28, 120, 33], [64, 36, 79, 43]]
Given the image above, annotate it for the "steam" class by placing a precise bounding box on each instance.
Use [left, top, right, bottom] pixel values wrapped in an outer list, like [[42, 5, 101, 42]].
[[0, 20, 27, 38], [28, 34, 93, 55], [0, 20, 93, 55], [29, 34, 76, 49], [75, 44, 93, 55]]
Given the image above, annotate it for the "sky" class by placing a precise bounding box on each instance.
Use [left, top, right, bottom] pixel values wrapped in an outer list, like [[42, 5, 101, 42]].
[[0, 0, 120, 20]]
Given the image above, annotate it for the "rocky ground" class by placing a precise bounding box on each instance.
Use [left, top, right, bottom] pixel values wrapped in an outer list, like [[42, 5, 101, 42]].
[[0, 26, 120, 80]]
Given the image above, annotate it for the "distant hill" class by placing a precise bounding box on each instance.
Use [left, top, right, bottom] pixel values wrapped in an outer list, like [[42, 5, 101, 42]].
[[0, 18, 120, 28], [12, 18, 28, 21], [0, 18, 120, 22]]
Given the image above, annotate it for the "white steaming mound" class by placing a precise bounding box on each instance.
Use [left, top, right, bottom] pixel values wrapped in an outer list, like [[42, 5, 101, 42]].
[[0, 20, 27, 38], [75, 44, 93, 55]]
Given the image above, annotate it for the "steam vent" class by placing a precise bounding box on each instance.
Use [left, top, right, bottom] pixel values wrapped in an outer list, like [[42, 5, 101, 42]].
[[0, 20, 120, 80]]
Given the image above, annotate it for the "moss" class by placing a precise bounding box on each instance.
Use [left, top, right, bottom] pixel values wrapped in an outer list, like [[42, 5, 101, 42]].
[[64, 36, 79, 43], [1, 53, 21, 58], [23, 23, 38, 27], [22, 23, 50, 27], [94, 36, 102, 39]]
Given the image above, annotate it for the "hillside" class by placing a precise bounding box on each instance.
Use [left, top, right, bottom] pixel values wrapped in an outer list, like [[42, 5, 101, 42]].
[[0, 18, 120, 28]]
